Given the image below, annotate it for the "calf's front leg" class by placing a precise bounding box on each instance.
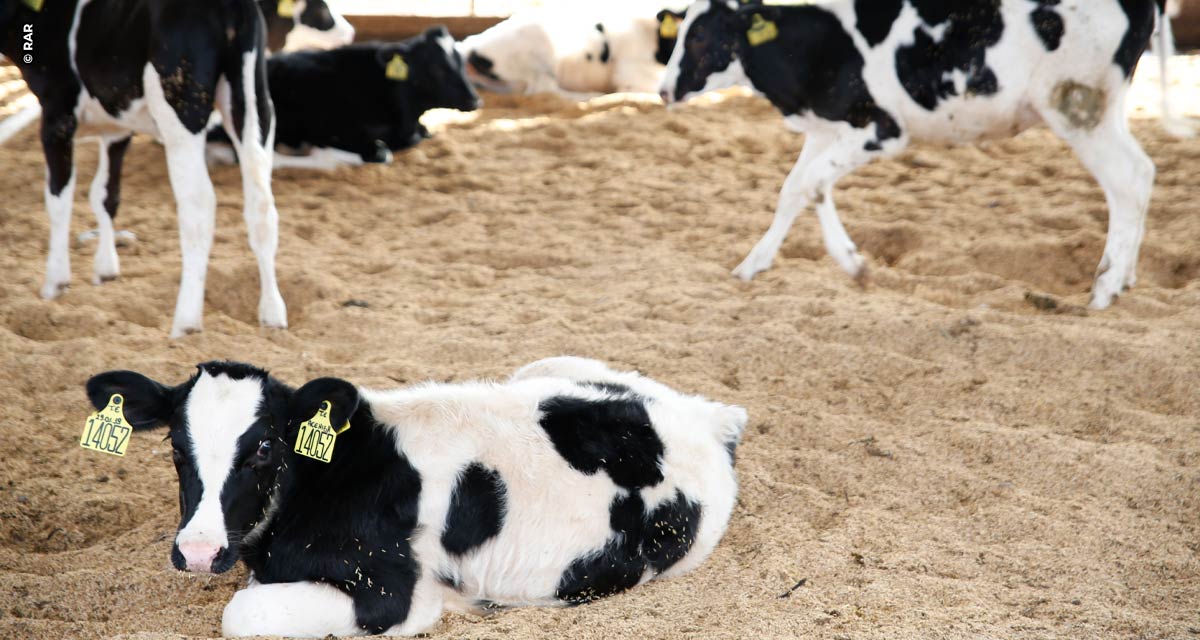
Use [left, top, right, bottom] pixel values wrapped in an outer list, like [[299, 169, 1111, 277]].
[[223, 581, 363, 638]]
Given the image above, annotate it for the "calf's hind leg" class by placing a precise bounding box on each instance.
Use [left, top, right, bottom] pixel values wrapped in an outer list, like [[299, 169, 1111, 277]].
[[87, 135, 133, 284], [1036, 83, 1154, 309]]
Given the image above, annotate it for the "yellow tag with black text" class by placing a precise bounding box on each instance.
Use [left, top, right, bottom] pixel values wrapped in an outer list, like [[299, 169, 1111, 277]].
[[659, 15, 679, 39], [747, 14, 778, 47], [277, 0, 295, 18], [294, 400, 350, 463], [385, 54, 409, 81], [81, 394, 132, 457]]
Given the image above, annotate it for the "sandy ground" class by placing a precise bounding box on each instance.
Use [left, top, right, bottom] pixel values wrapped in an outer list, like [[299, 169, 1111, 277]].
[[1, 54, 1199, 639]]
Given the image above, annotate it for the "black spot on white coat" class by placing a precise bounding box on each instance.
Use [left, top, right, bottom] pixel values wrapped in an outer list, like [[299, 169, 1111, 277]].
[[894, 0, 1004, 111], [1030, 0, 1065, 51], [537, 394, 665, 490], [442, 463, 507, 556], [855, 0, 903, 47], [555, 490, 701, 604]]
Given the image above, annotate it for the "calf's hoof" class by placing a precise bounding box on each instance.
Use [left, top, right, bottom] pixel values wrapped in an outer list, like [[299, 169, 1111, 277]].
[[259, 294, 289, 330], [40, 280, 69, 300], [169, 322, 202, 339], [731, 254, 771, 282]]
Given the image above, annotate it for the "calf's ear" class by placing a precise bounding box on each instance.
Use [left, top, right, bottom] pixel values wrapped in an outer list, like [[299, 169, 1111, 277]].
[[86, 371, 175, 431], [287, 377, 360, 435]]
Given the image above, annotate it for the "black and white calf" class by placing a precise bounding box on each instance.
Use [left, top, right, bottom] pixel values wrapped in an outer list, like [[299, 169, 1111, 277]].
[[461, 9, 676, 97], [2, 0, 287, 336], [661, 0, 1173, 309], [210, 27, 481, 169], [257, 0, 355, 53], [86, 357, 745, 636]]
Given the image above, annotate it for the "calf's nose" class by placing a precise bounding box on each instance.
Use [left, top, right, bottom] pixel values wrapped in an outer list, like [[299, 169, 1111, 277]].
[[178, 542, 222, 573], [659, 90, 671, 104]]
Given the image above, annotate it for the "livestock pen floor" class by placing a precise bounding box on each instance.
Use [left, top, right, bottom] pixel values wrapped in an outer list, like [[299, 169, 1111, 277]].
[[1, 63, 1199, 639]]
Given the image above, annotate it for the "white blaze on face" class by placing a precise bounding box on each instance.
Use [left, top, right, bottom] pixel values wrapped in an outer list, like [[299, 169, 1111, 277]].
[[175, 371, 265, 569], [436, 31, 456, 60]]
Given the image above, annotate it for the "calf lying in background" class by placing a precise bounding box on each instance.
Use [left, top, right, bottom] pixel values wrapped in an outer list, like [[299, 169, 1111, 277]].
[[460, 8, 681, 97], [2, 0, 286, 337], [87, 357, 745, 636], [209, 26, 480, 169], [661, 0, 1175, 310]]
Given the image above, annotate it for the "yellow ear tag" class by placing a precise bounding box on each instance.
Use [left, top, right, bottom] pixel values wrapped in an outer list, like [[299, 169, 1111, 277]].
[[385, 54, 409, 81], [277, 0, 295, 18], [294, 400, 351, 463], [747, 14, 778, 47], [81, 394, 132, 457], [659, 15, 679, 39], [20, 0, 43, 11]]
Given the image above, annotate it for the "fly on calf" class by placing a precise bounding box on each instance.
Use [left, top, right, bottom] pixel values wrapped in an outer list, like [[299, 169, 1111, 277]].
[[85, 356, 746, 637]]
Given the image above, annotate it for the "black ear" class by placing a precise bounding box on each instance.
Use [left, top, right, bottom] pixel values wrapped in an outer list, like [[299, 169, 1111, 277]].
[[375, 45, 396, 67], [287, 377, 360, 437], [733, 3, 779, 25], [86, 371, 174, 431], [425, 24, 450, 41]]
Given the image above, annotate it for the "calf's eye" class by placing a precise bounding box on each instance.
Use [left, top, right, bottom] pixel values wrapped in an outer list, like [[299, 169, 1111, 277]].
[[255, 440, 272, 461]]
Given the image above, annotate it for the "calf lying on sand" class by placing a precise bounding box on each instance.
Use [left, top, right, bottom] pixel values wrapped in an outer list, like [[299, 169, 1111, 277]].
[[209, 26, 481, 168], [87, 357, 745, 637]]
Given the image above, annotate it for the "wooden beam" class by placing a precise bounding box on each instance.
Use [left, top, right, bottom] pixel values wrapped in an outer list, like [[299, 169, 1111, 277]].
[[345, 14, 503, 42], [1177, 0, 1200, 49]]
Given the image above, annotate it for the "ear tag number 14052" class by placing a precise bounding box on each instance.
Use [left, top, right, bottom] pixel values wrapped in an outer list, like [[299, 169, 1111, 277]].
[[294, 400, 351, 463], [81, 394, 132, 457]]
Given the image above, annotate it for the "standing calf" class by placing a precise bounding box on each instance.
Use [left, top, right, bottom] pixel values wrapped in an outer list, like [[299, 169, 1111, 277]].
[[86, 357, 745, 636], [2, 0, 287, 336], [660, 0, 1172, 309]]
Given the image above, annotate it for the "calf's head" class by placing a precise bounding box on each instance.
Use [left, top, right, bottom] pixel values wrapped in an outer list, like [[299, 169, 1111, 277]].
[[659, 0, 765, 104], [382, 26, 481, 112], [84, 363, 356, 574]]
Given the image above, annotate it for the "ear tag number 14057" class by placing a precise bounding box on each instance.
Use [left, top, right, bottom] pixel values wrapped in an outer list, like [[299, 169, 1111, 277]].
[[294, 400, 351, 463], [81, 394, 132, 457]]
